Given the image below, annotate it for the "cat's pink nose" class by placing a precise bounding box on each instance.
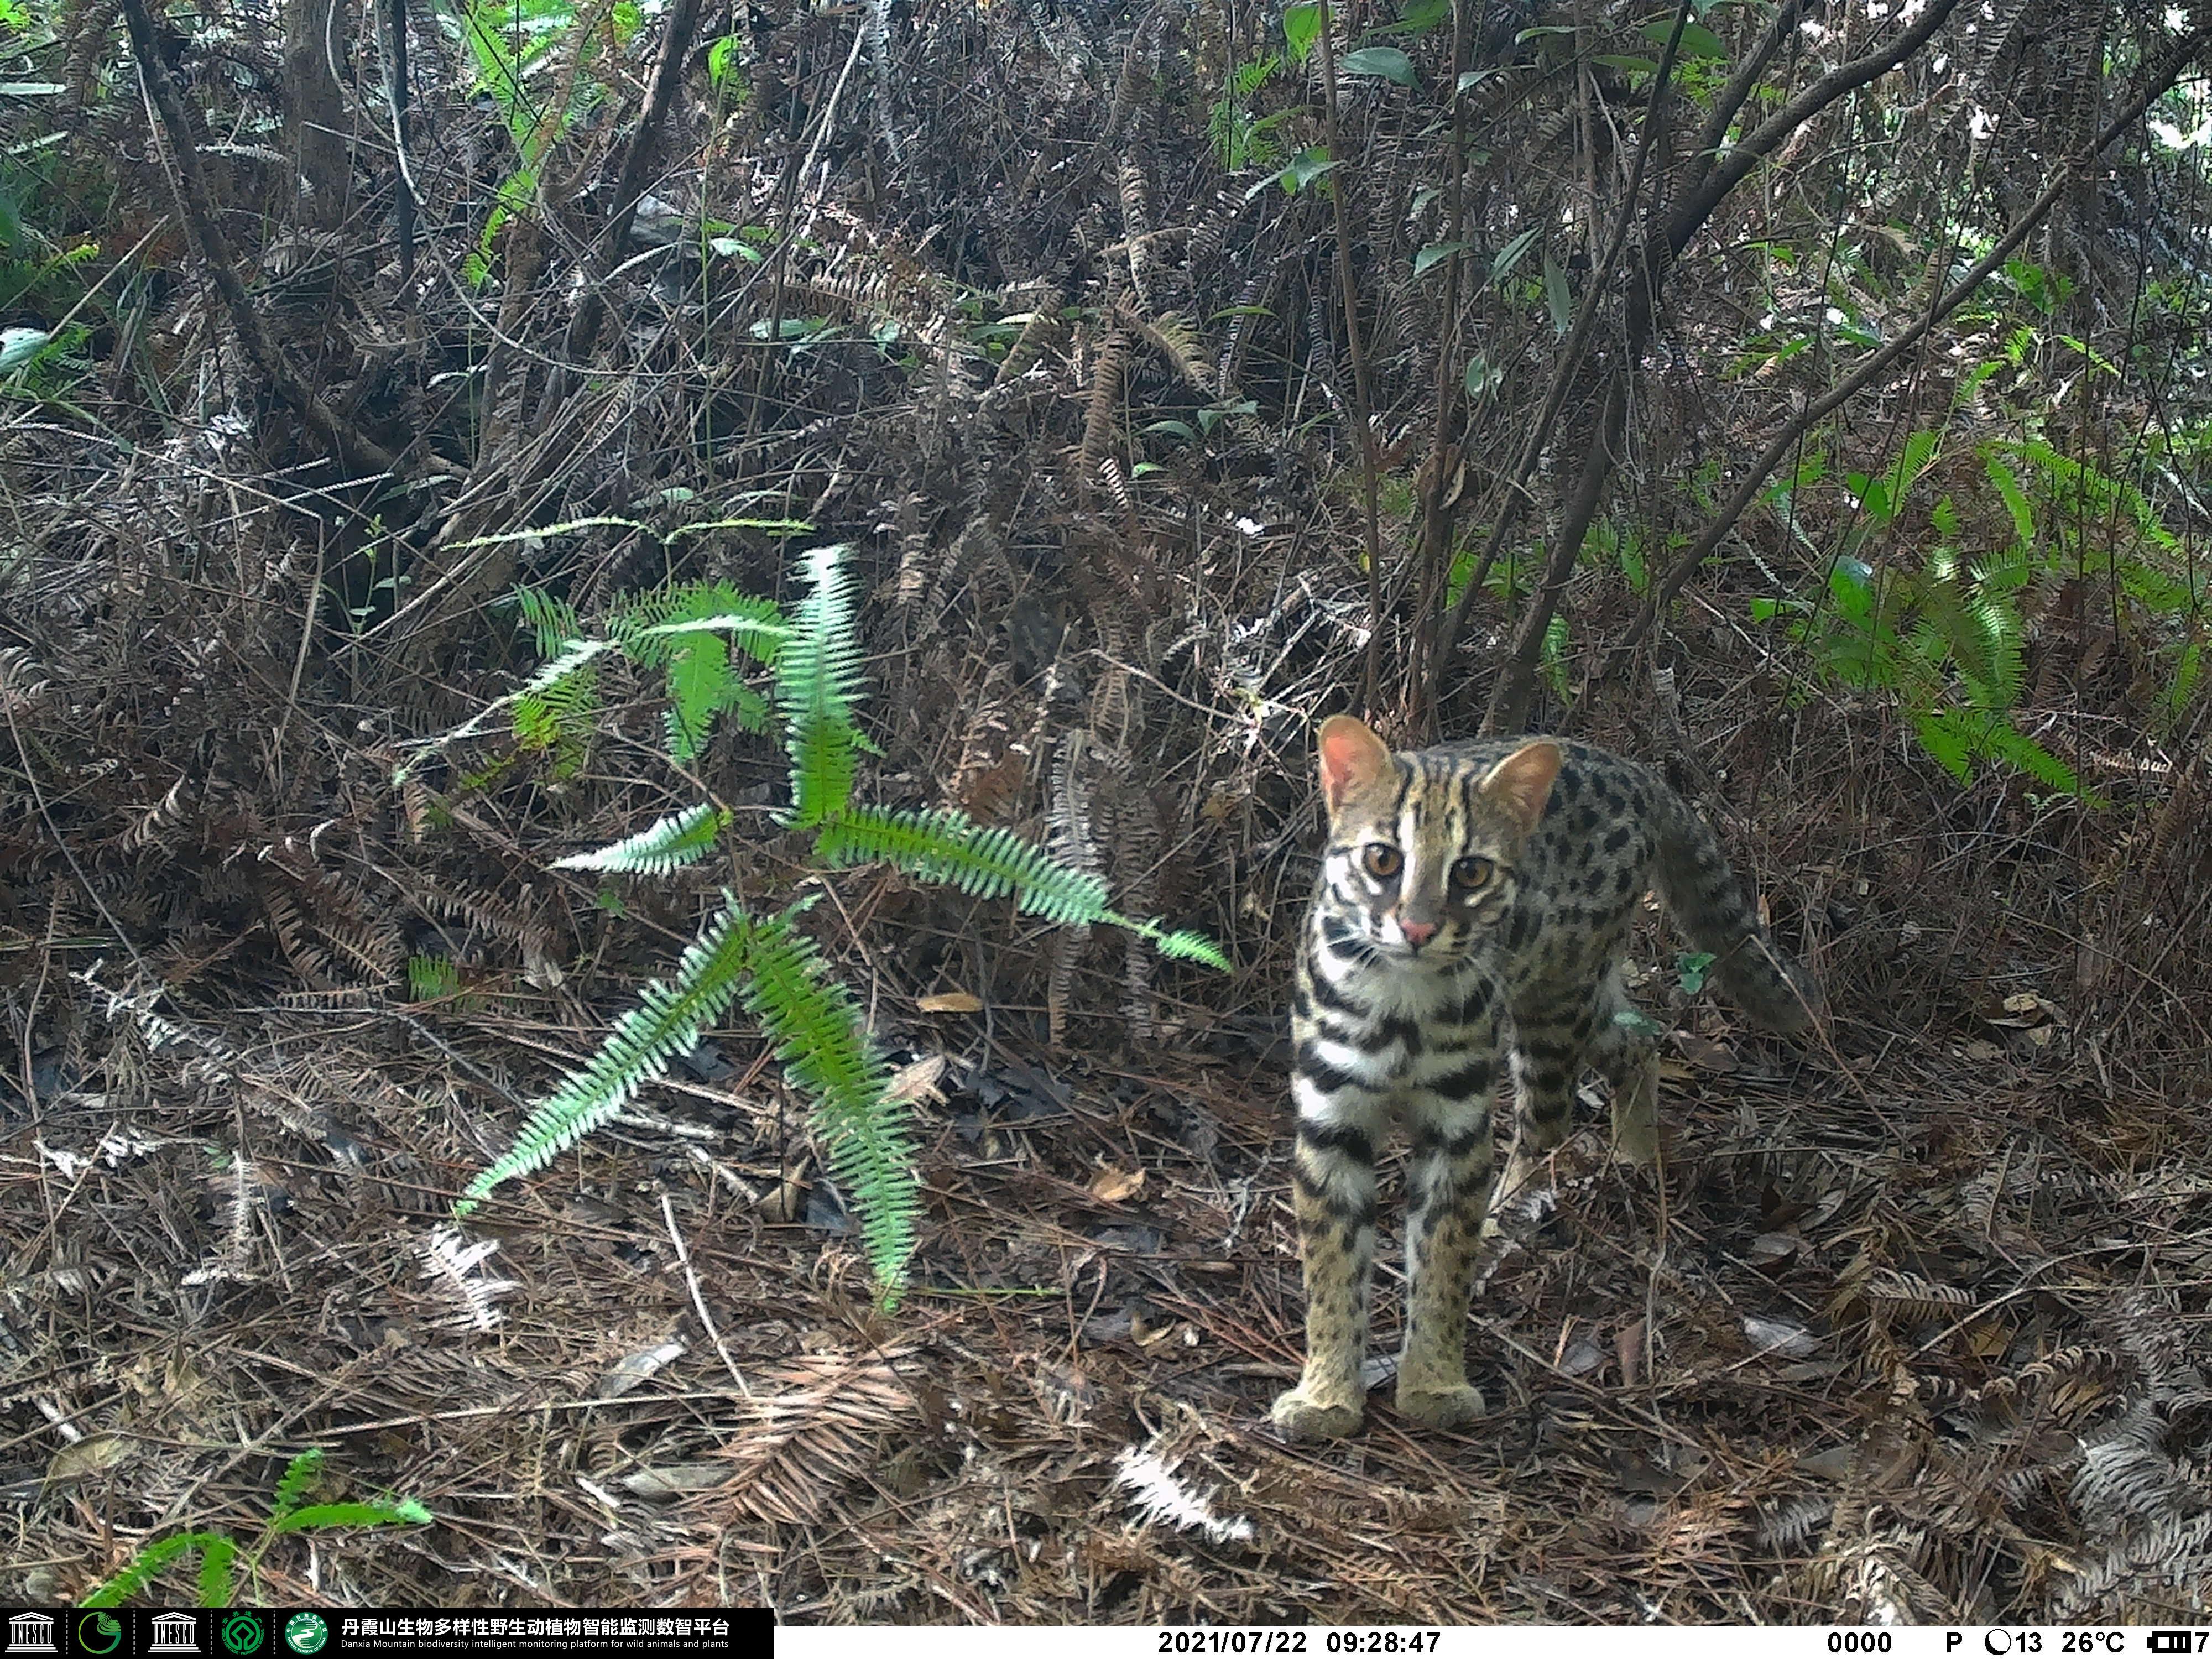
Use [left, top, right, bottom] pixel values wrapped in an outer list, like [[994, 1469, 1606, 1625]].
[[1401, 919, 1437, 946]]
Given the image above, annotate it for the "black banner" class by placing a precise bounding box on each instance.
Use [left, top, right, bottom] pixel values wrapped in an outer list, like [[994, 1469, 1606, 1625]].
[[2, 1609, 774, 1659]]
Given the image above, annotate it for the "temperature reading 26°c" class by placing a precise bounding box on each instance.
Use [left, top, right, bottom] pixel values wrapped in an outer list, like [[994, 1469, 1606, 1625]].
[[2061, 1636, 2127, 1655]]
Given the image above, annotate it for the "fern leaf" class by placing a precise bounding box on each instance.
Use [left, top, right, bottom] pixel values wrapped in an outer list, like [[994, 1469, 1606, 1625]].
[[270, 1499, 434, 1533], [551, 804, 729, 875], [778, 545, 867, 827], [82, 1532, 236, 1609], [512, 585, 583, 656], [406, 954, 460, 1001], [737, 911, 917, 1301], [1124, 922, 1234, 972], [818, 806, 1114, 924], [270, 1449, 324, 1523], [458, 905, 752, 1212], [397, 638, 614, 780], [637, 606, 787, 665], [661, 630, 734, 763], [608, 583, 784, 761]]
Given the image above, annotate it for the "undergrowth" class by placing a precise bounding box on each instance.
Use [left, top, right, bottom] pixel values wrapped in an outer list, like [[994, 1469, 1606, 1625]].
[[418, 542, 1227, 1302]]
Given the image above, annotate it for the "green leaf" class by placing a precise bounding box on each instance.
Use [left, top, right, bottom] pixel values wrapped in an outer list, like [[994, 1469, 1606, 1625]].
[[1543, 254, 1572, 333], [1676, 951, 1718, 995], [406, 955, 460, 1002], [819, 807, 1113, 925], [1463, 355, 1501, 400], [1283, 2, 1322, 62], [1983, 448, 2037, 547], [1338, 46, 1416, 85], [1488, 227, 1541, 287], [778, 545, 867, 828], [1413, 241, 1469, 276], [1277, 148, 1339, 194], [1110, 917, 1234, 973], [458, 904, 755, 1213], [1384, 0, 1449, 33], [82, 1533, 234, 1608], [1457, 67, 1504, 94], [1642, 18, 1728, 57], [737, 911, 916, 1301]]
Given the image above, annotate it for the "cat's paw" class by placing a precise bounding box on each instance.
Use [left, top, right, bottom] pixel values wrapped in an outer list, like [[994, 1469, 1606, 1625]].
[[1270, 1386, 1364, 1441], [1395, 1382, 1486, 1431]]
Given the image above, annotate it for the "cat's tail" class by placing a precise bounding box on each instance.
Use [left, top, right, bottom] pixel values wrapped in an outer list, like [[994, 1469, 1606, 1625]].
[[1651, 791, 1820, 1035]]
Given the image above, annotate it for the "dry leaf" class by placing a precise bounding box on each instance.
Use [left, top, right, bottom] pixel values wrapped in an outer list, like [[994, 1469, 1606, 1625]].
[[1747, 1231, 1802, 1267], [1616, 1317, 1646, 1388], [1676, 1034, 1738, 1072], [1088, 1165, 1146, 1202], [1559, 1334, 1605, 1377], [886, 1052, 949, 1103], [758, 1173, 807, 1222], [1742, 1314, 1819, 1358], [916, 991, 983, 1014], [601, 1340, 685, 1397]]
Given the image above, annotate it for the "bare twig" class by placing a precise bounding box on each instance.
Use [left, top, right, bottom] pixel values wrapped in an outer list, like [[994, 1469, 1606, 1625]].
[[1428, 0, 1695, 720], [560, 0, 709, 365], [1313, 0, 1385, 715]]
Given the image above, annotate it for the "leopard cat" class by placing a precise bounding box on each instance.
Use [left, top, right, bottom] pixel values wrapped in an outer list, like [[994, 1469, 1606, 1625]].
[[1274, 715, 1818, 1442]]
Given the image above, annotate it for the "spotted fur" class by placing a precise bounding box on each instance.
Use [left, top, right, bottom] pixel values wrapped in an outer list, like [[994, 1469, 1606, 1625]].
[[1272, 716, 1817, 1441]]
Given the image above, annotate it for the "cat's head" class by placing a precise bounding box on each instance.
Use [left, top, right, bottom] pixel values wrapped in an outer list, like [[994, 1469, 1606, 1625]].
[[1313, 716, 1560, 966]]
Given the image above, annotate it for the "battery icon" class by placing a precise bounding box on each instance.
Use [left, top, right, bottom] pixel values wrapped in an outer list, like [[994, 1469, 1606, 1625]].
[[2148, 1635, 2194, 1656]]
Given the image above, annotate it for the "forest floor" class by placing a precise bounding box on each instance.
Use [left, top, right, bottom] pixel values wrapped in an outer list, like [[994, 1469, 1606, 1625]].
[[14, 869, 2209, 1622], [7, 0, 2211, 1624]]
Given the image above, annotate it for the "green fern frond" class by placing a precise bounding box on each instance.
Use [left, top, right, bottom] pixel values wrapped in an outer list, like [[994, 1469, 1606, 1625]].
[[82, 1533, 238, 1609], [551, 804, 729, 875], [406, 954, 461, 1001], [729, 686, 774, 734], [818, 806, 1114, 924], [1113, 920, 1234, 972], [513, 646, 599, 773], [635, 602, 787, 667], [457, 905, 751, 1213], [394, 638, 615, 782], [662, 631, 735, 763], [614, 582, 782, 661], [519, 637, 615, 703], [736, 910, 917, 1301], [1911, 708, 1975, 785], [779, 545, 867, 827], [270, 1449, 324, 1524], [512, 585, 583, 657], [611, 583, 786, 761]]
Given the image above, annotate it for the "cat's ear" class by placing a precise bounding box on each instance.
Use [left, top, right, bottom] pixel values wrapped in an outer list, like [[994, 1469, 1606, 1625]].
[[1317, 716, 1393, 815], [1479, 740, 1562, 837]]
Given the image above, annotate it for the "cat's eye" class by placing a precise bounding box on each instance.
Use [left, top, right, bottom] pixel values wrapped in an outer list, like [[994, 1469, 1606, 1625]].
[[1451, 856, 1494, 890], [1361, 843, 1402, 881]]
